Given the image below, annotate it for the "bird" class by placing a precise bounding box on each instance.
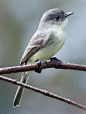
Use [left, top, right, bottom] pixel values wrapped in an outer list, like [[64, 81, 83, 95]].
[[13, 8, 73, 107]]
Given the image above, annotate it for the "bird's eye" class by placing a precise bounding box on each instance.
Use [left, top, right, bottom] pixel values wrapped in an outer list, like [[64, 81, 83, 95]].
[[55, 16, 60, 20]]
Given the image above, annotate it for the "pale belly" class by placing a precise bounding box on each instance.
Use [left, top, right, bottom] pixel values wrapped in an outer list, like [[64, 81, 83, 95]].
[[31, 30, 66, 62]]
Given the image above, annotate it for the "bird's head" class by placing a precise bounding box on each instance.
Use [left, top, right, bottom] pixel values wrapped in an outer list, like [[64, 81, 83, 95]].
[[38, 8, 73, 30]]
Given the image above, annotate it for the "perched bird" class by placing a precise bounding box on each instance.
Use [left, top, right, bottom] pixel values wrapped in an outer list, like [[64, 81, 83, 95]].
[[13, 8, 73, 107]]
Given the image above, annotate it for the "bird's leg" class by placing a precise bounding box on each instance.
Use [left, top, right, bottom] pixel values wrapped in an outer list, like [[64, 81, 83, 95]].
[[34, 60, 46, 73]]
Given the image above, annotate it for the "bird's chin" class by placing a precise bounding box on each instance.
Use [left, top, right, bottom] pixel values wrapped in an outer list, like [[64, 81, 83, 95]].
[[60, 18, 68, 29]]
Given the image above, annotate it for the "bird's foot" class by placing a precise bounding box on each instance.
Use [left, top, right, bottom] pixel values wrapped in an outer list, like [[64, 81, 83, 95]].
[[50, 57, 62, 62], [35, 60, 46, 73], [50, 57, 62, 67]]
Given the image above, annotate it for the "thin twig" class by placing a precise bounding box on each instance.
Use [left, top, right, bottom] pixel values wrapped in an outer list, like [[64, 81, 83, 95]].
[[0, 75, 86, 110], [0, 61, 86, 75]]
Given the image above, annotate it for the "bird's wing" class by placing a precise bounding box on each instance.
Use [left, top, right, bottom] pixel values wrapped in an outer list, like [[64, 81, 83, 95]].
[[20, 32, 51, 65]]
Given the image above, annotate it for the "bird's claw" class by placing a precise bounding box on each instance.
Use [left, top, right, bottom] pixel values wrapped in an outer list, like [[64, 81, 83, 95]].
[[35, 60, 46, 73], [50, 57, 62, 68], [50, 57, 62, 62]]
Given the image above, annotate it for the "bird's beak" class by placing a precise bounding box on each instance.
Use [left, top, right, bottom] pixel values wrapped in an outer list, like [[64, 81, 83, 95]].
[[65, 12, 74, 18]]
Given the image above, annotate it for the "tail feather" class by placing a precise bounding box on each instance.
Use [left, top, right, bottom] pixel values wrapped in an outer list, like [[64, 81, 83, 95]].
[[13, 86, 24, 107], [13, 72, 32, 108]]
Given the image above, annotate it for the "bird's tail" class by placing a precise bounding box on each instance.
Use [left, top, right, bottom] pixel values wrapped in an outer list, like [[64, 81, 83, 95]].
[[13, 71, 32, 108]]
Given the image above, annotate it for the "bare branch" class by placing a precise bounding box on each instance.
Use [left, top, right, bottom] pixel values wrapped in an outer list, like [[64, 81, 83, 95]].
[[0, 61, 86, 75], [0, 61, 86, 110], [0, 75, 86, 110]]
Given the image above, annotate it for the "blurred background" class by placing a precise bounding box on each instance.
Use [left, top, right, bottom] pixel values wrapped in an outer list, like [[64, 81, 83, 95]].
[[0, 0, 86, 114]]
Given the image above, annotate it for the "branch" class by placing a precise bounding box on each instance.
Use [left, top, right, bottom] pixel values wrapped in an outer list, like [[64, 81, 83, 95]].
[[0, 60, 86, 75], [0, 75, 86, 110], [0, 61, 86, 110]]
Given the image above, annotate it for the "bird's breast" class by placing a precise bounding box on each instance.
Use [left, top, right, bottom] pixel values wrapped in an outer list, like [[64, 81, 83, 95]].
[[31, 29, 66, 62], [50, 29, 66, 53]]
